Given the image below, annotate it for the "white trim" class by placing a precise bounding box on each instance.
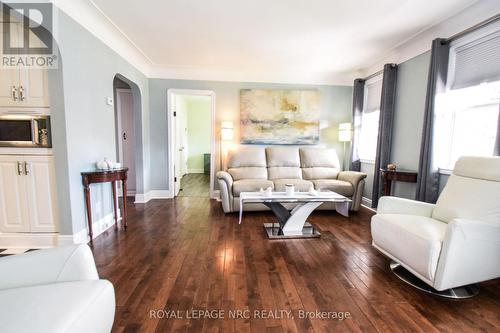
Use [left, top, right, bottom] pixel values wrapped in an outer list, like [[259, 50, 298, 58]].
[[63, 211, 122, 244], [359, 0, 500, 77], [212, 190, 221, 201], [0, 148, 53, 155], [168, 89, 216, 200], [134, 190, 172, 203], [438, 168, 453, 176], [187, 168, 205, 174], [0, 233, 61, 248], [361, 196, 374, 210], [52, 0, 151, 74], [360, 159, 375, 165]]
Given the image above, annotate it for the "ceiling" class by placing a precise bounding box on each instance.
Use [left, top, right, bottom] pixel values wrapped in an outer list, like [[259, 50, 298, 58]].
[[90, 0, 480, 83]]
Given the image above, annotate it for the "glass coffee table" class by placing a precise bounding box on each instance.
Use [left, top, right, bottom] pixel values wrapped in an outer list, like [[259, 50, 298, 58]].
[[239, 191, 351, 239]]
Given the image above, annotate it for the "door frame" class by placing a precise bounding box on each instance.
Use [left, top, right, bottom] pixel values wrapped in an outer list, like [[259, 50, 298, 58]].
[[115, 88, 136, 196], [167, 89, 216, 199]]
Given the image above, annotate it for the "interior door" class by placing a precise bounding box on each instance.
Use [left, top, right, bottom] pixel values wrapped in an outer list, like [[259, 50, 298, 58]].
[[0, 155, 29, 232], [117, 89, 136, 195], [179, 106, 188, 176]]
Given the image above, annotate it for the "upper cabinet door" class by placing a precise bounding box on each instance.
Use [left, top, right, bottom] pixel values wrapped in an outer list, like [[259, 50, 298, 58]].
[[0, 22, 50, 108], [0, 23, 22, 107], [24, 155, 58, 232], [18, 24, 50, 108], [0, 156, 30, 232]]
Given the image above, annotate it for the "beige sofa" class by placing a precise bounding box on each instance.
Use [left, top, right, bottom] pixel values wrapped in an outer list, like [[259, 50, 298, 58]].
[[216, 147, 367, 213]]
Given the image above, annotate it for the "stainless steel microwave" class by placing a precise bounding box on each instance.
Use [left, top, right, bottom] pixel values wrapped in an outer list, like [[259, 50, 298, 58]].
[[0, 115, 52, 148]]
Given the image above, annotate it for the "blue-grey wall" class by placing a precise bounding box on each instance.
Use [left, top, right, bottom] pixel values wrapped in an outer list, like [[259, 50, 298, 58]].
[[148, 80, 353, 191], [50, 9, 150, 235]]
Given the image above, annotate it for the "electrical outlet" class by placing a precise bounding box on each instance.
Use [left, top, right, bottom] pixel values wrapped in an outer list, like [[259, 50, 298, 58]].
[[106, 97, 114, 106]]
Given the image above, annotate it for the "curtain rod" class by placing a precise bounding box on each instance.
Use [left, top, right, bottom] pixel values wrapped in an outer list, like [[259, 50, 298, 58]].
[[362, 69, 383, 81], [447, 13, 500, 42]]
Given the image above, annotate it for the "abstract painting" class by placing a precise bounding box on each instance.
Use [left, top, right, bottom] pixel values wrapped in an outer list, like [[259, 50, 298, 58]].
[[240, 89, 321, 144]]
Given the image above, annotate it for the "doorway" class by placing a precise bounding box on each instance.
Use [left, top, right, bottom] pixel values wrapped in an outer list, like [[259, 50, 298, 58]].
[[168, 90, 215, 198], [114, 77, 136, 197]]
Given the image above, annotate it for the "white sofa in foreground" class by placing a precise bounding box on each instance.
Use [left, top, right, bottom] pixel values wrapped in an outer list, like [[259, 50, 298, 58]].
[[217, 146, 367, 213], [371, 156, 500, 298], [0, 244, 115, 333]]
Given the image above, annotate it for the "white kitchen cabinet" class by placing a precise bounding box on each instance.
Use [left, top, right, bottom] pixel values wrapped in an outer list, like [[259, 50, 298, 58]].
[[0, 155, 58, 233], [0, 156, 30, 232], [0, 22, 50, 108]]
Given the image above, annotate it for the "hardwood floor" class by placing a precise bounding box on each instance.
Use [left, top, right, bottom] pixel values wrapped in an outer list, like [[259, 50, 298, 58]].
[[91, 197, 500, 333], [178, 174, 210, 197]]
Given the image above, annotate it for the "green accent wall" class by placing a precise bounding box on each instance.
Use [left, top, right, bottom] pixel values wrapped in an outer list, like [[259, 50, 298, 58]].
[[186, 97, 211, 172]]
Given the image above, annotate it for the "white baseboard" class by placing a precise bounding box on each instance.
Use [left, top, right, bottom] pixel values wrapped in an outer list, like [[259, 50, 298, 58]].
[[211, 190, 221, 201], [0, 233, 61, 248], [135, 190, 173, 203], [61, 211, 121, 245], [187, 168, 204, 174], [361, 196, 376, 212]]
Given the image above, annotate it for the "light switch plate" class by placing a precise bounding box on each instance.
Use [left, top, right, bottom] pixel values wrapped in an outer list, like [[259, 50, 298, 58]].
[[106, 97, 114, 106]]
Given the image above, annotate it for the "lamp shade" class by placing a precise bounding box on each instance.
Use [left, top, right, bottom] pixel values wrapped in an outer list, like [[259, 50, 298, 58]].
[[221, 121, 234, 141], [338, 122, 352, 142]]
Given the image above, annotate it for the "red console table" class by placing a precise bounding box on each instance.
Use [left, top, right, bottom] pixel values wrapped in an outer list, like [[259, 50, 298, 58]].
[[81, 168, 128, 242]]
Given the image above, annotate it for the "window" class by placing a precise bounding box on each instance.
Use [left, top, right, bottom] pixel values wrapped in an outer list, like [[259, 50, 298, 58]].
[[357, 76, 382, 162], [435, 25, 500, 171]]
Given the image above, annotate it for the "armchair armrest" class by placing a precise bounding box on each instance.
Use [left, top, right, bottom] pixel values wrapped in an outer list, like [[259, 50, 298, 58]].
[[0, 244, 99, 291], [434, 218, 500, 290], [216, 171, 234, 213], [337, 171, 367, 187], [377, 196, 435, 217]]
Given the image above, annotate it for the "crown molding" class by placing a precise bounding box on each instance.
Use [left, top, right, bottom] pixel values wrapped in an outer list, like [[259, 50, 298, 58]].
[[358, 0, 500, 77], [149, 65, 356, 86], [51, 0, 153, 75]]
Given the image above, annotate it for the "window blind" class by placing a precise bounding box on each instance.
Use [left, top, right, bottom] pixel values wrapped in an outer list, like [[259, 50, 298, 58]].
[[364, 77, 382, 113], [450, 30, 500, 89]]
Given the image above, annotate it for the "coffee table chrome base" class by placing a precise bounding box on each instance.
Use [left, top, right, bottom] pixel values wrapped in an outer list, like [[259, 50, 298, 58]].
[[390, 262, 479, 299], [264, 222, 321, 239]]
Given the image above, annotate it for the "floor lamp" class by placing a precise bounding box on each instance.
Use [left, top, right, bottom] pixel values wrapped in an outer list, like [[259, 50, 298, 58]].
[[220, 121, 234, 171], [338, 123, 352, 171]]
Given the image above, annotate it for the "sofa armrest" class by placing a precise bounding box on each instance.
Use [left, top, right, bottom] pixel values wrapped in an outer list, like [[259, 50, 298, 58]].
[[216, 171, 234, 213], [0, 244, 99, 291], [337, 171, 367, 187], [434, 218, 500, 290], [377, 196, 435, 217]]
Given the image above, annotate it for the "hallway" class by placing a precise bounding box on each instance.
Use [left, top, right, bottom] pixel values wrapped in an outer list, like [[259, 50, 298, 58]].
[[178, 174, 210, 197]]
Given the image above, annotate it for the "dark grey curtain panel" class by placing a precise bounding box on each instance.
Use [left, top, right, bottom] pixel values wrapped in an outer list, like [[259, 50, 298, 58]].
[[350, 79, 365, 172], [372, 64, 398, 208], [416, 38, 450, 203]]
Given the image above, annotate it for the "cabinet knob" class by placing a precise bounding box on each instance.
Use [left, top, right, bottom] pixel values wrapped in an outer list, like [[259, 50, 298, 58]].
[[12, 86, 18, 101]]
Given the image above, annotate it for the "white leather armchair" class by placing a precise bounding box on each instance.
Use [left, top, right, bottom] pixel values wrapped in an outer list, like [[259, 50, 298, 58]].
[[0, 244, 115, 332], [371, 156, 500, 298]]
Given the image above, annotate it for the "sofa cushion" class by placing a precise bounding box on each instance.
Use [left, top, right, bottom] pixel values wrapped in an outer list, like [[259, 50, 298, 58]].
[[227, 147, 267, 168], [302, 167, 340, 180], [266, 147, 300, 167], [233, 179, 274, 196], [0, 280, 115, 333], [228, 167, 267, 181], [371, 214, 447, 281], [299, 148, 340, 168], [312, 179, 353, 197], [268, 167, 302, 180], [273, 179, 314, 192]]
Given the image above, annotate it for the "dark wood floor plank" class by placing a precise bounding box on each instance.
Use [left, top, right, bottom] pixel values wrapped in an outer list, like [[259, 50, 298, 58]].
[[88, 197, 500, 333]]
